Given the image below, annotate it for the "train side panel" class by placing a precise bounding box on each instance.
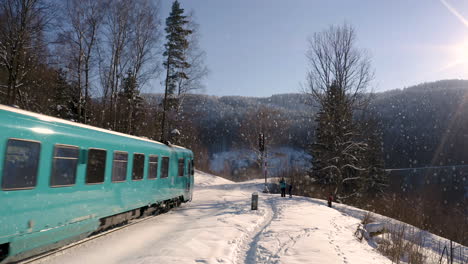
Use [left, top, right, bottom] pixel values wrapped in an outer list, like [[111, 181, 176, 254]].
[[0, 108, 193, 260]]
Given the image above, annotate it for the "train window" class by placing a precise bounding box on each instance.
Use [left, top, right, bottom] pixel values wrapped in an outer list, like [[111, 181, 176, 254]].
[[2, 139, 40, 190], [191, 160, 195, 175], [86, 148, 106, 184], [161, 157, 169, 178], [112, 151, 128, 182], [148, 155, 158, 179], [50, 145, 79, 187], [178, 158, 185, 177], [187, 159, 194, 176], [132, 153, 145, 180], [187, 161, 191, 177]]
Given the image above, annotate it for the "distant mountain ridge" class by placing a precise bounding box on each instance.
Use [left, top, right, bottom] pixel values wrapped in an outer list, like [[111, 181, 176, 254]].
[[146, 79, 468, 170], [144, 92, 316, 113]]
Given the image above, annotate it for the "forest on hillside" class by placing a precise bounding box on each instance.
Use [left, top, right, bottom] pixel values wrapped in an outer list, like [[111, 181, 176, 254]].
[[169, 80, 468, 174], [374, 80, 468, 169]]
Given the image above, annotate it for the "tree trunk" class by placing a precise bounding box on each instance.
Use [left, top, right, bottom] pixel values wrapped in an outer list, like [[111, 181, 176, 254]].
[[84, 62, 89, 123], [77, 41, 83, 123], [160, 54, 171, 142], [127, 95, 133, 134]]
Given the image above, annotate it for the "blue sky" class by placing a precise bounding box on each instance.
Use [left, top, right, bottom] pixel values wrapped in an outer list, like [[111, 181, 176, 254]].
[[158, 0, 468, 97]]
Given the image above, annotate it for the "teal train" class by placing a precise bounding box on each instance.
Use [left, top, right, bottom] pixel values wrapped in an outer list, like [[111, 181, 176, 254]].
[[0, 105, 194, 263]]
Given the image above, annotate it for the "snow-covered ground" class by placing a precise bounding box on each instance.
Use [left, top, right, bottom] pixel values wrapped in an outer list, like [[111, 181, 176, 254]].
[[34, 171, 465, 264]]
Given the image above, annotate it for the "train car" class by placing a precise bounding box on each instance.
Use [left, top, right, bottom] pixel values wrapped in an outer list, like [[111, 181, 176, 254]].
[[0, 105, 194, 263]]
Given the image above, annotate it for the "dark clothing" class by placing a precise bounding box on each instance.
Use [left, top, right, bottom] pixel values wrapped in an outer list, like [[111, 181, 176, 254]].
[[281, 188, 286, 197], [280, 181, 286, 189], [288, 184, 293, 198], [327, 195, 333, 207], [280, 179, 286, 197]]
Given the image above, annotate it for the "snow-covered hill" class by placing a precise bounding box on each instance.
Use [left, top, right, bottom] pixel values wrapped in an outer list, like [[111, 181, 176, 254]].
[[36, 171, 465, 264]]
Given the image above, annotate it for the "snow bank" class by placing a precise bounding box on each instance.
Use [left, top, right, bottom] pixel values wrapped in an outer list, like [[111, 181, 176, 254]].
[[365, 222, 388, 234], [195, 169, 233, 186], [323, 198, 468, 263]]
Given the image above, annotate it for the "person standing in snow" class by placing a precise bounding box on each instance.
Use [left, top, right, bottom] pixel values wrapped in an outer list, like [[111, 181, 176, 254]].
[[288, 183, 293, 198], [327, 192, 333, 207], [280, 178, 286, 197]]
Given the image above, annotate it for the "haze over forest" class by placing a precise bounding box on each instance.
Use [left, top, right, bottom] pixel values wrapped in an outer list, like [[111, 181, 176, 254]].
[[169, 79, 468, 174]]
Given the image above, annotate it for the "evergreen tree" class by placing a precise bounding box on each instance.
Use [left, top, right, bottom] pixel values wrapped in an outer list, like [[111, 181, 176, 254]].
[[49, 69, 80, 121], [116, 70, 144, 134], [305, 24, 387, 201], [310, 82, 387, 200], [160, 0, 192, 142], [310, 81, 366, 198]]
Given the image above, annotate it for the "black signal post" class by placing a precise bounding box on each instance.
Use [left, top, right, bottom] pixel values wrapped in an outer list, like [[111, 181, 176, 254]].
[[259, 133, 268, 193]]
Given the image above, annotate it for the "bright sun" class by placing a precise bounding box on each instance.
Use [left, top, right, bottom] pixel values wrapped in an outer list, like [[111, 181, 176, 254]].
[[439, 40, 468, 73], [453, 40, 468, 63]]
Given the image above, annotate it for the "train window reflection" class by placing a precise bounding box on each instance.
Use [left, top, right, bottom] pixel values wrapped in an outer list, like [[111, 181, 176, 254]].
[[2, 139, 40, 190], [161, 157, 169, 178], [191, 160, 195, 176], [112, 151, 128, 182], [178, 158, 184, 177], [132, 153, 145, 180], [51, 144, 79, 187], [148, 155, 158, 179], [86, 148, 106, 184]]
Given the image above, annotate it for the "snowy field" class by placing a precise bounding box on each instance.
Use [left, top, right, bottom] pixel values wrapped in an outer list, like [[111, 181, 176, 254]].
[[33, 171, 464, 264]]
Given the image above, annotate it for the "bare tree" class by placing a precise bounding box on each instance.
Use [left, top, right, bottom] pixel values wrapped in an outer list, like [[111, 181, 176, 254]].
[[127, 0, 161, 85], [98, 0, 133, 128], [124, 0, 162, 133], [98, 0, 161, 130], [306, 23, 373, 108], [306, 23, 378, 200], [56, 0, 105, 123], [0, 0, 51, 106]]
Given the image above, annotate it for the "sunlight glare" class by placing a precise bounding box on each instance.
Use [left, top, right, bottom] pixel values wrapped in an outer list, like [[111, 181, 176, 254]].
[[31, 127, 55, 134], [437, 39, 468, 73]]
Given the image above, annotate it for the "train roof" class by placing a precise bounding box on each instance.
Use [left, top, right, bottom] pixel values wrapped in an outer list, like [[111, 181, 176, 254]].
[[0, 104, 190, 151]]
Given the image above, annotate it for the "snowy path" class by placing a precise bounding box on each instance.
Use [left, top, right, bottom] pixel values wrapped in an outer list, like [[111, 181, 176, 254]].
[[242, 197, 389, 264], [36, 172, 390, 264]]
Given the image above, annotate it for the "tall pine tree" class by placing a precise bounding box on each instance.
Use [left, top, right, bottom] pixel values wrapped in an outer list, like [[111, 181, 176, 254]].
[[305, 24, 386, 201], [160, 1, 192, 142], [310, 81, 387, 200], [311, 81, 365, 197]]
